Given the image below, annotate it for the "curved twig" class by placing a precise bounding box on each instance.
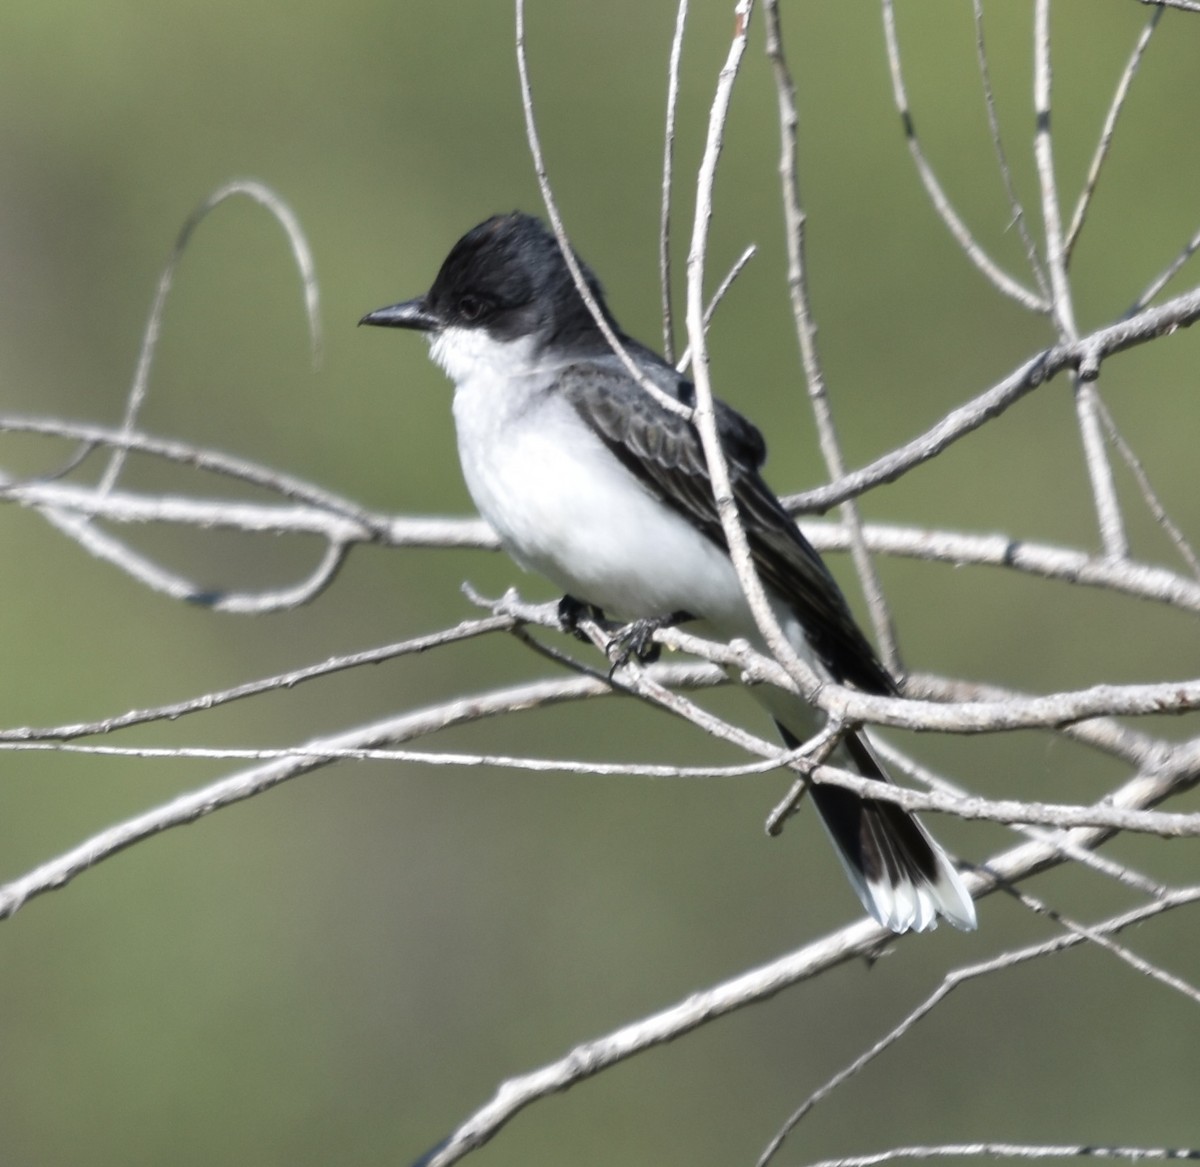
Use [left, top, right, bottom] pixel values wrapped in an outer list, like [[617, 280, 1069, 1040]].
[[881, 0, 1048, 313], [100, 180, 320, 494]]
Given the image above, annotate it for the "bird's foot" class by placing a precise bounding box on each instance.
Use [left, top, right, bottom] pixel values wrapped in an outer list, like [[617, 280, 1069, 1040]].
[[605, 610, 693, 670]]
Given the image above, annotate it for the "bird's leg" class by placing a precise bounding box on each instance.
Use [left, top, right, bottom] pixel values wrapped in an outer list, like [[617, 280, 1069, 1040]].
[[557, 594, 605, 643], [606, 610, 694, 669]]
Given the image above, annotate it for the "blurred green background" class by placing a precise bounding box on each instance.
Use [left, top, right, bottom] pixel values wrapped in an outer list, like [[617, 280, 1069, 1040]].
[[0, 2, 1197, 1164]]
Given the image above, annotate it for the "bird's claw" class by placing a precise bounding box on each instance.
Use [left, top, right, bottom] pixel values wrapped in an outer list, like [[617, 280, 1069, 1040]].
[[605, 609, 693, 671], [606, 618, 664, 669]]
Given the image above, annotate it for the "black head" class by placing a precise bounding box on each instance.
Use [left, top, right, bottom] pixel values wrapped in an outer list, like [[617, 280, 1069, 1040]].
[[359, 212, 615, 350]]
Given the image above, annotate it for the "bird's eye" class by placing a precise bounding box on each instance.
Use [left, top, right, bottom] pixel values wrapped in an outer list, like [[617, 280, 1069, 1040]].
[[458, 294, 487, 322]]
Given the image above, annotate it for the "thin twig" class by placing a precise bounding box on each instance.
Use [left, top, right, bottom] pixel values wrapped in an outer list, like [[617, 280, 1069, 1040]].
[[0, 616, 519, 744], [999, 882, 1200, 1004], [1032, 0, 1074, 338], [99, 180, 320, 496], [819, 675, 1200, 737], [1064, 7, 1162, 261], [783, 283, 1200, 512], [0, 739, 808, 781], [881, 0, 1048, 313], [514, 0, 691, 420], [0, 415, 376, 521], [1092, 395, 1200, 581], [0, 439, 99, 497], [684, 0, 828, 702], [765, 0, 902, 674], [416, 836, 1200, 1167], [674, 242, 757, 372], [44, 495, 347, 612], [0, 669, 692, 920], [1076, 377, 1130, 560], [804, 521, 1200, 612], [659, 0, 689, 363], [971, 0, 1049, 298], [872, 738, 1174, 901], [802, 1144, 1200, 1167], [1130, 223, 1200, 312], [757, 888, 1200, 1166], [1033, 0, 1127, 557]]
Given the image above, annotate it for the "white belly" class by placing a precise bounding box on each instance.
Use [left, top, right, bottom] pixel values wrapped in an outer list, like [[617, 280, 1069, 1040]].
[[452, 377, 751, 625]]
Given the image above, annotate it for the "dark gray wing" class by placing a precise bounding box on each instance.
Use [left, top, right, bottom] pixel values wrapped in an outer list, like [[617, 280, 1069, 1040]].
[[560, 354, 896, 696]]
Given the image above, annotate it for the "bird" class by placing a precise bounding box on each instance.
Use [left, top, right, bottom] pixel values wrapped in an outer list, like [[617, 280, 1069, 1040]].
[[360, 211, 976, 934]]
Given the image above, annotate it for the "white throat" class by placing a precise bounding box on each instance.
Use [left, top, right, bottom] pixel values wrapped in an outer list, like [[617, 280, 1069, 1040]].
[[428, 325, 543, 387]]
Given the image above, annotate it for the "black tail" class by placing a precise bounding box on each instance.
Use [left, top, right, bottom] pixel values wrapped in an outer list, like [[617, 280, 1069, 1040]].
[[778, 724, 976, 933]]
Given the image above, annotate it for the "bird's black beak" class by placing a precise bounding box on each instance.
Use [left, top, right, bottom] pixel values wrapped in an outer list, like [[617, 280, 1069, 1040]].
[[358, 297, 440, 332]]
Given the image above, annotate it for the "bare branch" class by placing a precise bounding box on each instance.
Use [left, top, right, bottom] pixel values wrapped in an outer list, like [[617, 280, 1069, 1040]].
[[801, 1144, 1200, 1167], [659, 0, 689, 362], [0, 738, 805, 781], [11, 462, 1200, 616], [971, 0, 1050, 298], [0, 616, 517, 744], [1033, 0, 1127, 556], [902, 674, 1164, 774], [0, 415, 377, 520], [515, 0, 691, 420], [100, 180, 320, 495], [1092, 395, 1200, 580], [1075, 376, 1129, 559], [477, 589, 1200, 738], [808, 521, 1200, 612], [881, 0, 1049, 313], [998, 882, 1200, 1005], [765, 0, 902, 673], [758, 887, 1200, 1166], [43, 495, 347, 612], [1032, 1, 1073, 338], [784, 285, 1200, 513], [802, 763, 1200, 838], [417, 862, 1200, 1167], [1131, 222, 1200, 312], [683, 0, 830, 703], [673, 242, 757, 372], [871, 737, 1176, 900], [830, 676, 1200, 736], [1137, 0, 1200, 15], [1064, 8, 1162, 260], [0, 669, 675, 921]]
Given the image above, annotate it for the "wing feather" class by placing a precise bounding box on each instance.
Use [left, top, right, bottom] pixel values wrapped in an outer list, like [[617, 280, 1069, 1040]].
[[559, 357, 895, 695]]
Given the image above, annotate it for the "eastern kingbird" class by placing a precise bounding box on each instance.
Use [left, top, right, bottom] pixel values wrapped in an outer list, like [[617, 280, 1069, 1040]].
[[361, 211, 975, 934]]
